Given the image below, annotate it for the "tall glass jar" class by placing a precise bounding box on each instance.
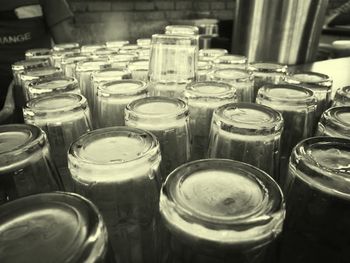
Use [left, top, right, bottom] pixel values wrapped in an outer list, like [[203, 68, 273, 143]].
[[0, 192, 115, 263], [148, 34, 198, 98], [208, 103, 283, 179], [68, 127, 162, 263], [160, 159, 285, 263], [125, 96, 191, 180], [333, 86, 350, 106], [196, 60, 212, 81], [248, 62, 287, 101], [278, 137, 350, 263], [199, 48, 228, 61], [60, 54, 89, 78], [283, 71, 333, 122], [27, 76, 81, 100], [96, 80, 148, 128], [316, 106, 350, 139], [25, 48, 52, 61], [23, 94, 92, 191], [128, 59, 149, 81], [183, 81, 237, 160], [211, 68, 254, 102], [256, 84, 317, 184], [213, 54, 248, 70], [0, 124, 61, 204]]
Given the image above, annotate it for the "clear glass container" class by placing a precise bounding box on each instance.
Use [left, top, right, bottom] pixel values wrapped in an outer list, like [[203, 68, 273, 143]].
[[137, 38, 151, 48], [106, 40, 129, 51], [68, 126, 162, 263], [108, 54, 137, 69], [256, 84, 317, 184], [208, 103, 283, 179], [211, 68, 254, 102], [213, 54, 248, 70], [279, 137, 350, 263], [27, 76, 81, 100], [75, 60, 112, 108], [199, 48, 228, 61], [53, 42, 80, 52], [333, 86, 350, 106], [159, 159, 285, 263], [127, 59, 149, 81], [0, 124, 61, 204], [138, 48, 151, 60], [118, 44, 141, 55], [25, 48, 52, 61], [96, 80, 148, 128], [80, 44, 106, 55], [283, 71, 332, 121], [51, 49, 80, 68], [0, 192, 114, 263], [23, 94, 92, 191], [125, 96, 191, 180], [90, 48, 119, 60], [148, 34, 198, 97], [183, 81, 237, 160], [60, 54, 89, 78], [316, 106, 350, 139], [196, 60, 212, 81], [165, 25, 199, 35], [248, 62, 288, 101]]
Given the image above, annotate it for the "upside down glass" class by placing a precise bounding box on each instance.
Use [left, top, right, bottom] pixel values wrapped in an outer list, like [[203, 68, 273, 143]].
[[25, 48, 52, 61], [0, 192, 115, 263], [196, 60, 212, 81], [68, 127, 162, 263], [160, 159, 285, 263], [213, 54, 248, 70], [60, 54, 89, 78], [208, 103, 283, 179], [278, 137, 350, 263], [199, 48, 228, 62], [128, 59, 149, 81], [0, 124, 61, 205], [333, 86, 350, 106], [125, 96, 191, 181], [183, 81, 237, 160], [165, 25, 199, 35], [23, 94, 92, 191], [316, 106, 350, 139], [96, 80, 148, 128]]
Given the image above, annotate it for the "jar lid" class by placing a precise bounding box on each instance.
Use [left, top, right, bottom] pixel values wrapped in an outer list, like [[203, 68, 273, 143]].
[[98, 80, 148, 97], [320, 106, 350, 138], [214, 103, 283, 135], [0, 192, 107, 263], [184, 81, 236, 100], [160, 159, 285, 245], [291, 137, 350, 199], [53, 42, 80, 52], [249, 62, 288, 73], [165, 25, 199, 35]]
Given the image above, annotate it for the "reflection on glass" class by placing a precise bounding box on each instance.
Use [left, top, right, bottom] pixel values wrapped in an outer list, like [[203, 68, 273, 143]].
[[213, 54, 247, 70], [333, 86, 350, 106], [128, 59, 149, 81], [199, 48, 228, 61], [316, 106, 350, 139]]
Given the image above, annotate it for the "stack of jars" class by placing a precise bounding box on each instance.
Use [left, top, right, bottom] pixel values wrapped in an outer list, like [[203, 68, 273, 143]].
[[1, 24, 350, 263]]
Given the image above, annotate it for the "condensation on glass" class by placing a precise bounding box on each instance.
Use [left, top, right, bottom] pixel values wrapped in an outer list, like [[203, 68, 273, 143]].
[[213, 54, 248, 70], [183, 81, 237, 160], [211, 68, 254, 102], [248, 62, 288, 101], [317, 106, 350, 139], [256, 84, 317, 184], [27, 76, 81, 100], [68, 126, 162, 263], [148, 34, 198, 98], [0, 124, 61, 204], [279, 137, 350, 263], [165, 25, 199, 35], [125, 96, 191, 181], [23, 94, 92, 191], [159, 159, 285, 263], [96, 80, 148, 128], [195, 60, 212, 81], [127, 59, 149, 81], [333, 86, 350, 107], [208, 103, 283, 179], [0, 192, 114, 263], [199, 48, 228, 61]]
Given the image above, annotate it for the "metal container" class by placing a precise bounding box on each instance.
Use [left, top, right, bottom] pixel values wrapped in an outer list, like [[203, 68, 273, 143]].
[[232, 0, 329, 64]]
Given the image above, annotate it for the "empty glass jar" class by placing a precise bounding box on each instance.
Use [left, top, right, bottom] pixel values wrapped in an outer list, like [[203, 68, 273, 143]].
[[316, 106, 350, 139], [127, 59, 149, 81], [199, 48, 228, 61], [333, 86, 350, 106], [213, 54, 248, 70]]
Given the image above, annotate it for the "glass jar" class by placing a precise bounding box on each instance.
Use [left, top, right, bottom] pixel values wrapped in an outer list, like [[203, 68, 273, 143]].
[[80, 44, 106, 55], [125, 96, 191, 181], [90, 48, 119, 60], [60, 54, 89, 78], [208, 103, 283, 180], [165, 25, 199, 35], [53, 42, 80, 52], [27, 76, 81, 100], [333, 86, 350, 106], [128, 59, 149, 81], [160, 159, 285, 263], [248, 62, 288, 101], [106, 40, 129, 52], [279, 137, 350, 263], [138, 48, 151, 60], [256, 84, 317, 184], [0, 192, 114, 263], [199, 48, 228, 62], [23, 94, 92, 191], [196, 60, 213, 81], [213, 54, 248, 70], [211, 68, 254, 102], [148, 34, 198, 97], [75, 60, 112, 108], [137, 38, 151, 48], [118, 44, 141, 55], [51, 49, 80, 68], [283, 71, 332, 122], [316, 106, 350, 139], [108, 54, 137, 69], [0, 124, 61, 204], [96, 80, 148, 128], [68, 126, 162, 263], [183, 81, 237, 160], [25, 48, 52, 61]]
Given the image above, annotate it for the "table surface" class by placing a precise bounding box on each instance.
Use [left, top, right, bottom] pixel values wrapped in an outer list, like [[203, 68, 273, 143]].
[[291, 56, 350, 95]]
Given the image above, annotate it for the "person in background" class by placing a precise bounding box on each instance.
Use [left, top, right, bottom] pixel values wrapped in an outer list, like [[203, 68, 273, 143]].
[[0, 0, 79, 123]]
